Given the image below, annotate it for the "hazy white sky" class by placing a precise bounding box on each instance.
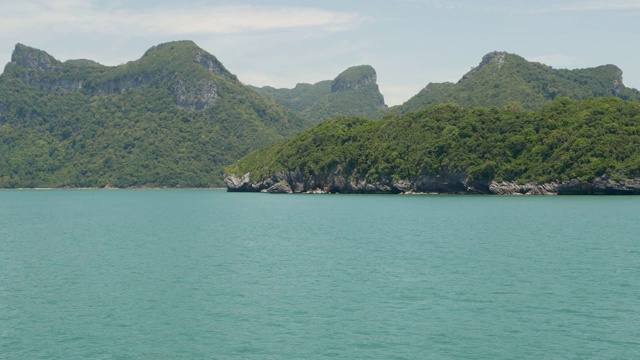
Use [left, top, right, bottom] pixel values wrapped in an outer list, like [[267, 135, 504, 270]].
[[1, 0, 639, 105]]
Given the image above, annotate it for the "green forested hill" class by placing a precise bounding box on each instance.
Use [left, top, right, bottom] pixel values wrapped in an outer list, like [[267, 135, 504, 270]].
[[226, 97, 640, 192], [392, 52, 640, 114], [4, 43, 640, 190], [253, 65, 387, 124], [252, 81, 332, 113], [0, 41, 308, 188]]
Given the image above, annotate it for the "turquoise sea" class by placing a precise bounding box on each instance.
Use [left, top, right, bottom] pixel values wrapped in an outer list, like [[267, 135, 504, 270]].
[[1, 190, 639, 359]]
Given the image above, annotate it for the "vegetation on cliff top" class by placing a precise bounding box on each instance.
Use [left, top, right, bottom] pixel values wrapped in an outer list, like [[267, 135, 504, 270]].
[[226, 97, 640, 185], [391, 52, 640, 114], [253, 65, 386, 124]]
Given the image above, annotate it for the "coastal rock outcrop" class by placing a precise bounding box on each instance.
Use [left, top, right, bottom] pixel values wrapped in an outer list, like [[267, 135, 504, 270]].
[[225, 171, 640, 195], [556, 177, 640, 195], [225, 170, 481, 194], [262, 181, 293, 194], [489, 181, 559, 195]]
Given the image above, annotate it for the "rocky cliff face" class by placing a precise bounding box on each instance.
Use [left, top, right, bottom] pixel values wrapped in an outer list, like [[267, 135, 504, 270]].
[[89, 75, 148, 96], [225, 170, 640, 195], [9, 44, 84, 93], [4, 42, 228, 111], [11, 43, 60, 72], [252, 64, 386, 124], [457, 51, 507, 84], [330, 65, 378, 93], [194, 48, 236, 80], [226, 170, 498, 194]]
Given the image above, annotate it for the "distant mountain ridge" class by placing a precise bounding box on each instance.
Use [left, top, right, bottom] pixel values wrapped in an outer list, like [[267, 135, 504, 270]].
[[2, 42, 640, 189], [391, 51, 640, 113], [8, 41, 237, 111], [253, 65, 387, 124], [0, 41, 307, 188]]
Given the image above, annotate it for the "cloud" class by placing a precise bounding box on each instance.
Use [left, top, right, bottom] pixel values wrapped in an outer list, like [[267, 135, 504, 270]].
[[0, 1, 369, 36], [393, 0, 470, 9], [532, 0, 640, 13]]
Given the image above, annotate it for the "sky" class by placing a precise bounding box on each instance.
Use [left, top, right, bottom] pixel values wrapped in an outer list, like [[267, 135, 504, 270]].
[[1, 0, 639, 106]]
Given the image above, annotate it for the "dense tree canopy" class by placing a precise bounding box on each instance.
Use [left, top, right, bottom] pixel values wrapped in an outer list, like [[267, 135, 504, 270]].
[[227, 97, 640, 185]]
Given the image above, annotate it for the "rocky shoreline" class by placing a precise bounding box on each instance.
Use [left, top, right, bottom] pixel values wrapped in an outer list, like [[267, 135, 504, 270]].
[[225, 171, 640, 195]]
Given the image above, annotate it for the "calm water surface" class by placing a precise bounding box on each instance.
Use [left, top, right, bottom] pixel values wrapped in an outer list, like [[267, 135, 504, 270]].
[[1, 190, 639, 359]]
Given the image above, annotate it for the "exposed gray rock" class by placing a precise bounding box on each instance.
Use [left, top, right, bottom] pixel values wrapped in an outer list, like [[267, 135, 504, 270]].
[[8, 43, 222, 110], [224, 173, 248, 189], [489, 181, 559, 195], [170, 79, 218, 111], [91, 75, 149, 95], [331, 65, 378, 93], [306, 188, 327, 194], [225, 170, 640, 195], [458, 51, 508, 84], [194, 49, 236, 81], [11, 43, 60, 72], [265, 181, 293, 194], [556, 177, 640, 195], [16, 77, 83, 93]]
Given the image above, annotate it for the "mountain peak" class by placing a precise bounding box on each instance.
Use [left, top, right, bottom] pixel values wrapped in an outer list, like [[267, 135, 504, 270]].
[[394, 50, 640, 113], [252, 64, 385, 123], [331, 65, 377, 93], [11, 43, 60, 72], [457, 51, 520, 84], [479, 51, 509, 67], [142, 40, 199, 56], [142, 40, 235, 80], [3, 41, 244, 111]]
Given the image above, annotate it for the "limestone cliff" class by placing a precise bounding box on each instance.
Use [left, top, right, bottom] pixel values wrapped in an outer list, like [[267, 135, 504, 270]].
[[252, 64, 386, 124], [3, 41, 236, 110], [225, 170, 640, 195], [330, 65, 379, 93]]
